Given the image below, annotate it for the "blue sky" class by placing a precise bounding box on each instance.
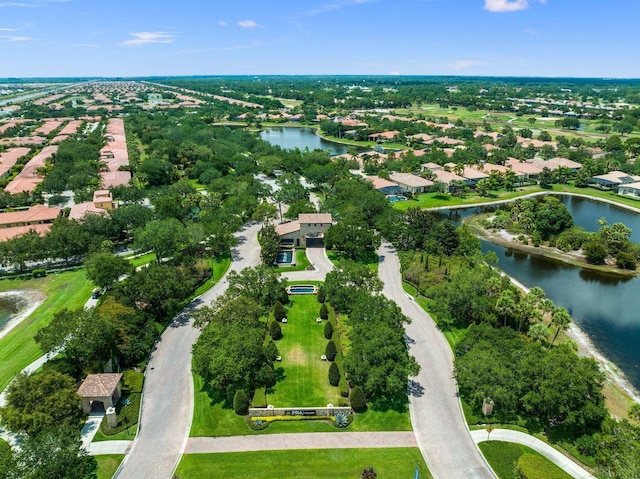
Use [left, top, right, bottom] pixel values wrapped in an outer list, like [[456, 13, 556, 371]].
[[0, 0, 638, 78]]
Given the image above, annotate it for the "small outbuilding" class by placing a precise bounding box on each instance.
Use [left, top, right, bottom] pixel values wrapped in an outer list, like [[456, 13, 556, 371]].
[[78, 373, 123, 414]]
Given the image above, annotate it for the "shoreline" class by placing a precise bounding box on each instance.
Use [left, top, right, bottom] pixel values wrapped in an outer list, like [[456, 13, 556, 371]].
[[500, 272, 640, 407], [0, 289, 46, 341]]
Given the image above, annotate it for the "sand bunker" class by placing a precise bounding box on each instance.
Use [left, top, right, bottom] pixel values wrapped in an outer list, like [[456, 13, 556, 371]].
[[0, 289, 46, 341]]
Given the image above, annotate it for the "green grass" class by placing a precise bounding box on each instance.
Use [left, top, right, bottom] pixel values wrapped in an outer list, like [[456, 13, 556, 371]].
[[478, 441, 572, 479], [188, 255, 232, 300], [276, 249, 311, 272], [127, 252, 156, 268], [0, 269, 93, 391], [175, 448, 431, 479], [267, 294, 343, 407], [95, 454, 125, 479]]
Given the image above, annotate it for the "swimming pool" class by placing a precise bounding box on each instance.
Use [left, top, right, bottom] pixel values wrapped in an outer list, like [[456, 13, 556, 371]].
[[286, 284, 318, 294], [387, 195, 407, 203], [276, 249, 296, 265]]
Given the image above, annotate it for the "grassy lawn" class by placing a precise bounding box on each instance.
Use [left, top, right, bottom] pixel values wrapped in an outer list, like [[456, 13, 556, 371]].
[[478, 441, 572, 479], [0, 269, 93, 390], [127, 252, 156, 268], [276, 249, 311, 272], [188, 255, 232, 300], [267, 294, 342, 407], [175, 448, 431, 479], [95, 454, 125, 479]]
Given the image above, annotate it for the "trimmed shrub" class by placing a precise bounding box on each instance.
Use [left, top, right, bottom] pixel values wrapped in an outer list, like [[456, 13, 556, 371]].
[[328, 362, 340, 386], [339, 378, 349, 398], [32, 268, 46, 278], [265, 340, 279, 361], [350, 386, 367, 412], [252, 387, 267, 408], [233, 389, 249, 415], [616, 250, 637, 270], [273, 301, 286, 322], [360, 467, 377, 479], [324, 321, 334, 340], [269, 320, 282, 340], [319, 303, 329, 320], [325, 339, 337, 361], [317, 286, 326, 303]]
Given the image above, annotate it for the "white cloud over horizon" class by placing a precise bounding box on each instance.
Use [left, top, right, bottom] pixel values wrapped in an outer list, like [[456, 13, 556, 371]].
[[120, 31, 175, 46], [1, 34, 31, 41], [484, 0, 546, 13], [237, 20, 258, 28]]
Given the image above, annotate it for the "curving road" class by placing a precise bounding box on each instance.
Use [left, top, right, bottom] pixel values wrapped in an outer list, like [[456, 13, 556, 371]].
[[115, 222, 263, 479], [377, 239, 495, 479]]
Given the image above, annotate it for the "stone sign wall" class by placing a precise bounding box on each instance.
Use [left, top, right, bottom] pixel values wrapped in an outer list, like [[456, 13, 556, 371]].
[[248, 406, 352, 418]]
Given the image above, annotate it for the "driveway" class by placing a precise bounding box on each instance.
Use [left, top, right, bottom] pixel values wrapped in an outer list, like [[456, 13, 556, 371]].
[[282, 244, 334, 282], [115, 222, 263, 479], [377, 239, 494, 479]]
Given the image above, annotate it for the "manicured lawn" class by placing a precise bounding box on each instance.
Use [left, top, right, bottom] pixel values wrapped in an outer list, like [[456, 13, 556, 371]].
[[0, 269, 93, 390], [127, 252, 156, 268], [276, 249, 311, 272], [189, 255, 232, 300], [95, 454, 125, 479], [175, 448, 431, 479], [478, 441, 572, 479], [267, 294, 342, 407]]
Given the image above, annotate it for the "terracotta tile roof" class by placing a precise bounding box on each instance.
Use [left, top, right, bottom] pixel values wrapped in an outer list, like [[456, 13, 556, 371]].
[[77, 373, 123, 398], [0, 147, 30, 177], [366, 176, 399, 190], [591, 171, 639, 184], [35, 120, 63, 135], [299, 213, 332, 224], [432, 170, 466, 184], [462, 166, 489, 180], [421, 162, 442, 171], [100, 171, 131, 188], [5, 146, 58, 194], [275, 220, 300, 235], [0, 224, 52, 242], [68, 202, 107, 220], [0, 204, 61, 227], [389, 172, 433, 188], [474, 163, 508, 174], [506, 158, 544, 175]]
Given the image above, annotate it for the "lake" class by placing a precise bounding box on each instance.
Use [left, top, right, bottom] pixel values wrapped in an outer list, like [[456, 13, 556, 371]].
[[0, 293, 26, 332], [260, 127, 348, 156], [438, 194, 640, 391]]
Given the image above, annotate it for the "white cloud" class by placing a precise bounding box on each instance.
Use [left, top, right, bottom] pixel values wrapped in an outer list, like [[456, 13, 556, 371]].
[[0, 27, 17, 31], [0, 2, 41, 6], [74, 43, 98, 47], [218, 20, 227, 26], [1, 35, 31, 41], [525, 27, 539, 34], [120, 31, 175, 47], [448, 59, 486, 71], [237, 20, 258, 28], [484, 0, 530, 12]]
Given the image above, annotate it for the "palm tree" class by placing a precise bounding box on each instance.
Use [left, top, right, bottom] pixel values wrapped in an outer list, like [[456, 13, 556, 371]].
[[528, 323, 549, 345], [550, 307, 572, 346], [495, 290, 516, 327]]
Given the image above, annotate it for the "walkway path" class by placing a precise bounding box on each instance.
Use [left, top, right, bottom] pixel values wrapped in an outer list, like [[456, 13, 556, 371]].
[[185, 431, 416, 454], [115, 222, 263, 479], [377, 239, 495, 479], [470, 429, 596, 479]]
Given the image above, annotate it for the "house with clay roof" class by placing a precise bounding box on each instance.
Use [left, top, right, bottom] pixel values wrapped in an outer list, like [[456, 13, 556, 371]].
[[589, 171, 640, 190], [0, 204, 61, 241], [506, 158, 544, 179], [275, 213, 333, 247], [366, 176, 402, 195], [78, 373, 123, 414], [389, 172, 433, 195], [69, 190, 116, 220]]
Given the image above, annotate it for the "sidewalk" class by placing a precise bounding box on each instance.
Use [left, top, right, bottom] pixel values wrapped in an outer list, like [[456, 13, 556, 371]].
[[470, 429, 596, 479]]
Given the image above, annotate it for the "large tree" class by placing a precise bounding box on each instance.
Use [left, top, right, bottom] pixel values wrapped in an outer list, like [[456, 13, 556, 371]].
[[225, 265, 288, 308], [258, 223, 281, 266], [133, 217, 191, 261], [0, 370, 82, 436], [84, 252, 134, 291], [324, 260, 383, 314]]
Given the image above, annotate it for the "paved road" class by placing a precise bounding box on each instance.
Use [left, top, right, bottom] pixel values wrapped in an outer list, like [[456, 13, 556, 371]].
[[115, 222, 263, 479], [377, 239, 495, 479], [282, 244, 334, 282], [470, 429, 595, 479], [186, 431, 416, 454]]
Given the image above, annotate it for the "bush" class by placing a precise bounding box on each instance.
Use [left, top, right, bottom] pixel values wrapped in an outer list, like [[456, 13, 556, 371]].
[[350, 385, 367, 412], [252, 387, 267, 408], [531, 231, 541, 247], [265, 340, 279, 361], [317, 286, 326, 303], [259, 364, 276, 388], [269, 320, 282, 340], [328, 362, 340, 386], [616, 250, 637, 270], [233, 389, 249, 415], [360, 466, 377, 479], [319, 303, 329, 320], [32, 268, 46, 278], [339, 378, 349, 398], [325, 339, 337, 361], [584, 240, 608, 264], [324, 321, 334, 340], [273, 301, 286, 321]]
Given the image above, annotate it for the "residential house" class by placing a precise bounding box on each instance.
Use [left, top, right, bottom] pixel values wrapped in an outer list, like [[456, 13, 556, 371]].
[[69, 190, 116, 220], [275, 213, 333, 247], [366, 176, 402, 195], [389, 173, 433, 195], [0, 204, 62, 241], [589, 171, 640, 190]]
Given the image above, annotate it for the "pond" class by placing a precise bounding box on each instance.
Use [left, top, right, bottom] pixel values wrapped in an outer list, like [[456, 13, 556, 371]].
[[437, 194, 640, 391], [260, 127, 348, 156], [0, 290, 43, 340]]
